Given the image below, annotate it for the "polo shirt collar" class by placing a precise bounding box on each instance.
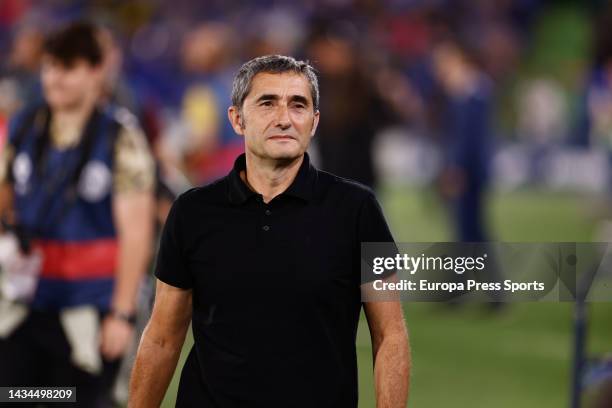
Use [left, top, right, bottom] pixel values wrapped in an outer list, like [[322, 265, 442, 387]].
[[283, 152, 315, 202], [228, 152, 315, 204]]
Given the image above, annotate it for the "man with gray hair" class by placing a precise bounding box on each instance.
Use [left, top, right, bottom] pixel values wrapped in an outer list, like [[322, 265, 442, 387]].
[[129, 55, 410, 407]]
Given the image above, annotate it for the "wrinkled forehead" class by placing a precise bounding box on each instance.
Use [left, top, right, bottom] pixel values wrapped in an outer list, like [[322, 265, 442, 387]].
[[246, 72, 313, 103]]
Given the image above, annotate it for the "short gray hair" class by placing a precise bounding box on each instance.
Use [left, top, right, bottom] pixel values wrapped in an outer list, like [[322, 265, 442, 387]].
[[231, 55, 319, 111]]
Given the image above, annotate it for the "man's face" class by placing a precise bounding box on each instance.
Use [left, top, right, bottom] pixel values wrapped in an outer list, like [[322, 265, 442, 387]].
[[41, 56, 101, 110], [432, 44, 467, 94], [229, 72, 319, 161]]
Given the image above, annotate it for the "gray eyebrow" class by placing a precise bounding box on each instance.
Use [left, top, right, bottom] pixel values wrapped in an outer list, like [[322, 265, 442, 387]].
[[255, 94, 310, 106]]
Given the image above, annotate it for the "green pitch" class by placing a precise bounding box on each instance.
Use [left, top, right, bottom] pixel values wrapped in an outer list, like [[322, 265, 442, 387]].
[[161, 187, 612, 407]]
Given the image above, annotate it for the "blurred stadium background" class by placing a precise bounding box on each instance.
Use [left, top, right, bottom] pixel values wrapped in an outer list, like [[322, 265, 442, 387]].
[[1, 0, 612, 407]]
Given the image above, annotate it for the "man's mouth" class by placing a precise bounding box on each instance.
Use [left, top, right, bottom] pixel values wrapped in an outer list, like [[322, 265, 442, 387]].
[[268, 135, 295, 141]]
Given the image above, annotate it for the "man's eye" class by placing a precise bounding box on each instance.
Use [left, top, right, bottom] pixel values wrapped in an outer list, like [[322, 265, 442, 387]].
[[260, 101, 273, 107], [292, 104, 306, 109]]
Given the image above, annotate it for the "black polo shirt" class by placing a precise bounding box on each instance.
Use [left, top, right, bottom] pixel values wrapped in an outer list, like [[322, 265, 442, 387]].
[[155, 152, 394, 408]]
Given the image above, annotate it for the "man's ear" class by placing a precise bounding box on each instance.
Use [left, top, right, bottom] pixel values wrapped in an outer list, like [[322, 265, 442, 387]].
[[228, 106, 245, 136], [310, 110, 320, 137]]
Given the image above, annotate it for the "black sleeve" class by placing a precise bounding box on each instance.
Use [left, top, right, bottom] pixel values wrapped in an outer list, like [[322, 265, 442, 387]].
[[357, 191, 398, 283], [357, 191, 395, 243], [154, 196, 193, 289]]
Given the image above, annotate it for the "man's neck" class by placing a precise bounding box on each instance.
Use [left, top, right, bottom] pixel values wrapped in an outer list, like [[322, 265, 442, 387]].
[[242, 153, 304, 203], [50, 100, 97, 148], [52, 101, 96, 129]]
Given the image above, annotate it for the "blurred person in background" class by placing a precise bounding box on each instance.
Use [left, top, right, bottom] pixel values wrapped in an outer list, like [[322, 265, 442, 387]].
[[240, 7, 306, 59], [577, 5, 612, 245], [432, 38, 493, 243], [0, 21, 155, 407], [159, 21, 243, 186], [306, 23, 402, 189], [585, 3, 612, 150], [584, 58, 612, 150], [583, 2, 612, 170], [430, 37, 507, 310], [0, 25, 44, 148], [96, 25, 139, 116]]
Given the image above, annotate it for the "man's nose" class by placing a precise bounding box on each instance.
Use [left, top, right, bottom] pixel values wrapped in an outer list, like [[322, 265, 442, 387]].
[[274, 104, 291, 129]]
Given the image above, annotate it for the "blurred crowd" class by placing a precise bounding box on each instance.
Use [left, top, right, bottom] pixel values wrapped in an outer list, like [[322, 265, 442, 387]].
[[1, 0, 612, 238], [0, 1, 534, 180]]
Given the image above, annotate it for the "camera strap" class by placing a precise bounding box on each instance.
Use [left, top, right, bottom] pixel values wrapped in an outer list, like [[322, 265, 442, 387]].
[[5, 105, 120, 252]]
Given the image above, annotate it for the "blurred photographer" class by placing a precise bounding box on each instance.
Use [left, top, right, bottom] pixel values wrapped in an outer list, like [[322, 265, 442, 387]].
[[0, 21, 155, 407]]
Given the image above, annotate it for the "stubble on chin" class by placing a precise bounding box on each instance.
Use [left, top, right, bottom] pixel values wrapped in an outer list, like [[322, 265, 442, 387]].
[[250, 143, 305, 165]]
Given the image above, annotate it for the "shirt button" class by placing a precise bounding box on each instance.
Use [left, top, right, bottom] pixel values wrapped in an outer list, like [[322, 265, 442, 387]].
[[265, 209, 271, 216], [262, 225, 270, 231]]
